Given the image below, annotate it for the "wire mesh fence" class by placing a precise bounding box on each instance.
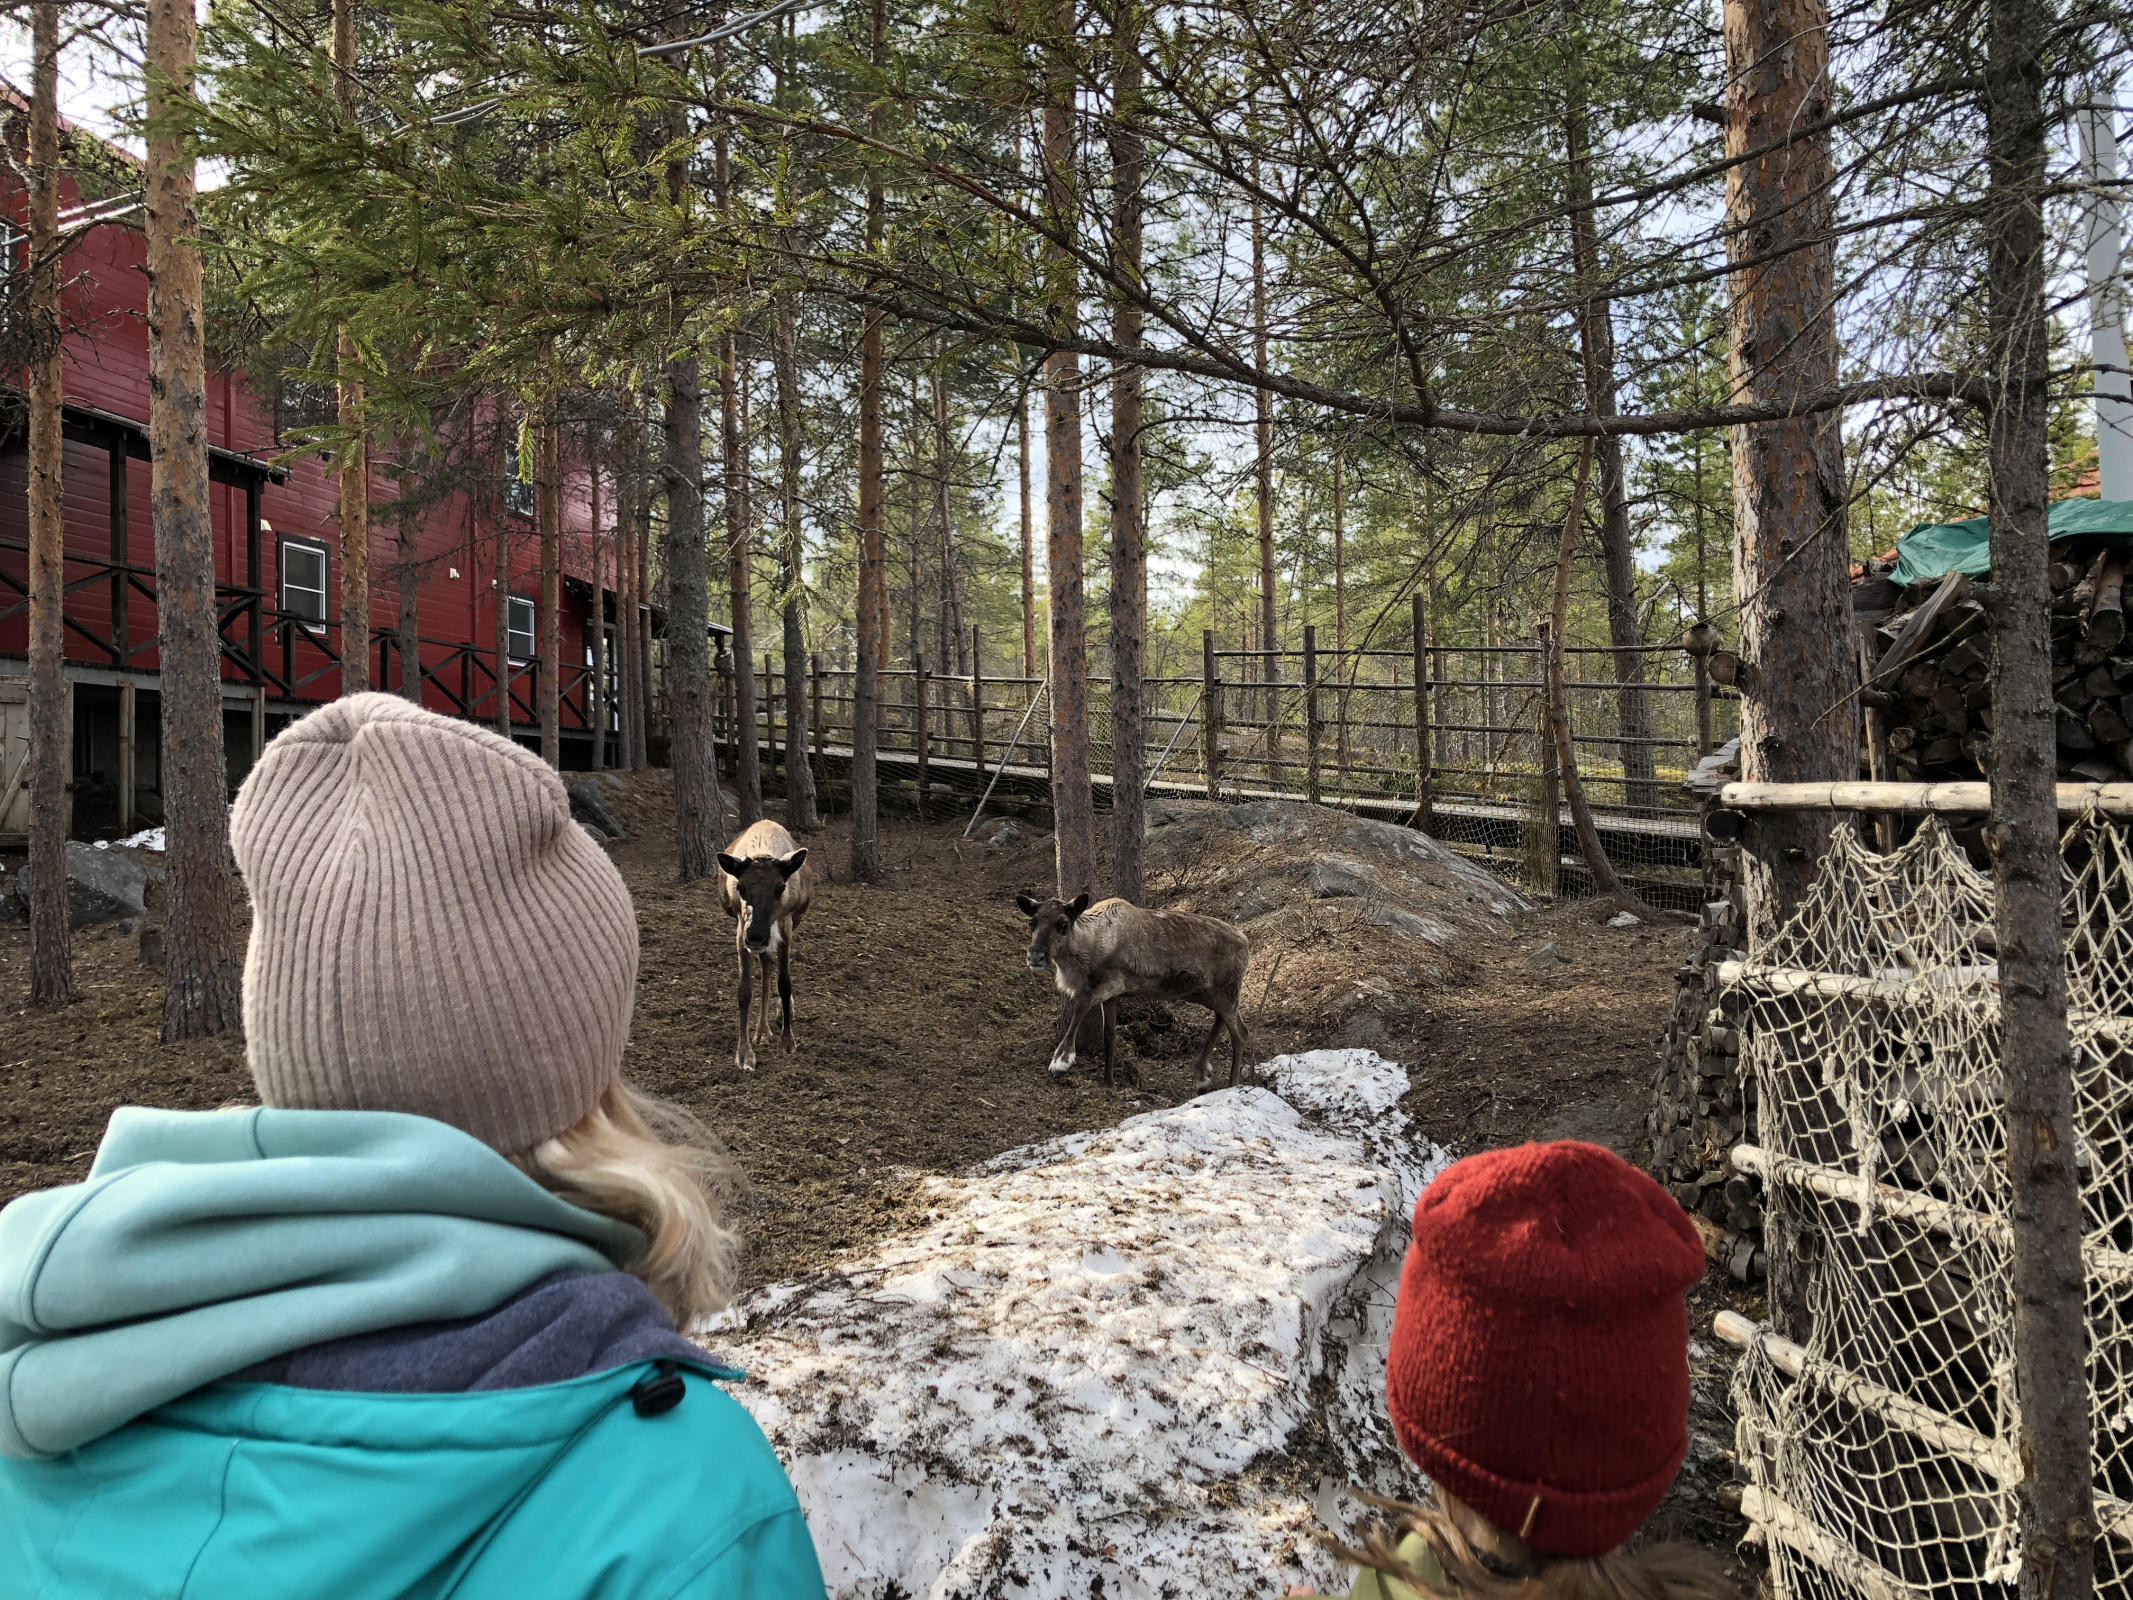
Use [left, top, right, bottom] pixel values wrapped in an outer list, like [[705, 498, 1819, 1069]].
[[711, 624, 1737, 906], [1724, 813, 2133, 1600]]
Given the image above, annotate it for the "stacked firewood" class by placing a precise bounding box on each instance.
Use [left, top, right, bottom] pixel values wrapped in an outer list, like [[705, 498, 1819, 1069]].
[[1856, 542, 2131, 781]]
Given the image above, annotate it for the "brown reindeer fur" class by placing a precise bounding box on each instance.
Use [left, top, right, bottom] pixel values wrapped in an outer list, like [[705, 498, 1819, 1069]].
[[1015, 893, 1251, 1091], [718, 819, 814, 1071]]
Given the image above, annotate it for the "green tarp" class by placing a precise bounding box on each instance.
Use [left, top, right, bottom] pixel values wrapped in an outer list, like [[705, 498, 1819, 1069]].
[[1891, 498, 2133, 585]]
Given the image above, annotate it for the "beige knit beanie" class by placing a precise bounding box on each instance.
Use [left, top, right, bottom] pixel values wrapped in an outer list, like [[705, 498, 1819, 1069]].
[[229, 692, 637, 1153]]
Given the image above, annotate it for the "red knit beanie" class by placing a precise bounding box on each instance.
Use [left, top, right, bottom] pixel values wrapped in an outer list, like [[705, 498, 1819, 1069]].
[[1384, 1141, 1705, 1560]]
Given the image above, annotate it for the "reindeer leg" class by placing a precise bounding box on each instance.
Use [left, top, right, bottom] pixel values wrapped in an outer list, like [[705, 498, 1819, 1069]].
[[1222, 1001, 1250, 1088], [1102, 1000, 1117, 1090], [756, 953, 776, 1048], [1049, 989, 1094, 1078], [778, 935, 796, 1054], [1190, 1010, 1223, 1096], [734, 943, 756, 1072]]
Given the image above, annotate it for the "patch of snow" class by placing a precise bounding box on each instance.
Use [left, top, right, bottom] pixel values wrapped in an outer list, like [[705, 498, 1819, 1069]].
[[109, 827, 164, 852], [714, 1052, 1448, 1600], [1607, 911, 1641, 928]]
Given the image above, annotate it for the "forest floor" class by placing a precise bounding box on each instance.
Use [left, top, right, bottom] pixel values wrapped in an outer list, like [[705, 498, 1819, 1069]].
[[0, 771, 1754, 1564]]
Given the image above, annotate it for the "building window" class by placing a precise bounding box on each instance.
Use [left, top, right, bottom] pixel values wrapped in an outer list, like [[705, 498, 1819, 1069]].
[[507, 595, 536, 663], [280, 538, 328, 632]]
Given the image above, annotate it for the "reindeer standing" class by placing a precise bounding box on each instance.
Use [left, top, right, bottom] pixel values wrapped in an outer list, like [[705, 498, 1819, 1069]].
[[1016, 892, 1251, 1093], [718, 819, 813, 1071]]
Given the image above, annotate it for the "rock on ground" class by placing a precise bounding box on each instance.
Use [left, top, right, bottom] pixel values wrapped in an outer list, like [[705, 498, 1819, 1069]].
[[2, 840, 160, 928], [708, 1049, 1445, 1600], [567, 778, 628, 840], [1146, 798, 1525, 948]]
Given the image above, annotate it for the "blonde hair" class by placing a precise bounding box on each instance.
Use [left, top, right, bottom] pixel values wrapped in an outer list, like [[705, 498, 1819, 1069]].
[[510, 1080, 743, 1326], [1338, 1490, 1740, 1600]]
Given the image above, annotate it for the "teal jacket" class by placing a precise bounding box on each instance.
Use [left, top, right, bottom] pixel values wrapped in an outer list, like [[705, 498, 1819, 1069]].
[[0, 1107, 824, 1600]]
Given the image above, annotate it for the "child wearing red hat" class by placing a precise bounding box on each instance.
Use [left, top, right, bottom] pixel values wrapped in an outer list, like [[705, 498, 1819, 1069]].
[[1334, 1140, 1737, 1600]]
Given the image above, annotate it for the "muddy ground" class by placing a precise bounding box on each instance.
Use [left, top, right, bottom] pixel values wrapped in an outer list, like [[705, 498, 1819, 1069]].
[[0, 773, 1754, 1566]]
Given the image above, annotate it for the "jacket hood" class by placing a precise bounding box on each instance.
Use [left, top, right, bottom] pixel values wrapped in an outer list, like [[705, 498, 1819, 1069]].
[[0, 1105, 644, 1459]]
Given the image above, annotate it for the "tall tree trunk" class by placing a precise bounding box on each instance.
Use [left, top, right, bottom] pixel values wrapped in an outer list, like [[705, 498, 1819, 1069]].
[[717, 40, 761, 825], [537, 390, 561, 768], [1018, 387, 1037, 679], [145, 0, 240, 1039], [615, 431, 639, 770], [1565, 95, 1656, 813], [1986, 5, 2096, 1596], [1725, 0, 1857, 956], [589, 440, 606, 770], [934, 358, 954, 688], [1043, 0, 1095, 898], [848, 0, 888, 882], [1333, 454, 1348, 776], [398, 454, 420, 706], [775, 286, 818, 829], [494, 415, 512, 738], [633, 459, 654, 771], [1251, 193, 1279, 777], [1109, 4, 1147, 905], [25, 0, 72, 1005], [332, 0, 367, 696], [667, 350, 722, 878]]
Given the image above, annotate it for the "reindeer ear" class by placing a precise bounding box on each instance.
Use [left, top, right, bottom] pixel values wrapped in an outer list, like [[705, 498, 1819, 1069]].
[[1066, 891, 1092, 917], [776, 848, 808, 878], [1015, 892, 1041, 916], [716, 854, 746, 879]]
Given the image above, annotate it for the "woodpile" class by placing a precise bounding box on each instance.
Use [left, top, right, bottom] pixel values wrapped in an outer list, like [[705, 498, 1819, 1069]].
[[1646, 763, 1767, 1283], [1857, 542, 2133, 782]]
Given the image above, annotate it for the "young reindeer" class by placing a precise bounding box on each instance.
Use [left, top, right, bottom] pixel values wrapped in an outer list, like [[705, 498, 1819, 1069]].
[[1015, 892, 1251, 1093], [717, 819, 813, 1072]]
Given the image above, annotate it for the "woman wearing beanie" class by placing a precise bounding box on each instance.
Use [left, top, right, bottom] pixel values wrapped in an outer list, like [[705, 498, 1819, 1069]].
[[0, 695, 824, 1600], [1334, 1140, 1734, 1600]]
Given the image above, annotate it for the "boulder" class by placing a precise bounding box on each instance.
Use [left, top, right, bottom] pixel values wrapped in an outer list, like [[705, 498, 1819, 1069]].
[[1221, 799, 1310, 843], [1307, 855, 1377, 900], [5, 840, 157, 928], [982, 820, 1025, 849], [566, 778, 627, 841], [711, 1050, 1444, 1600]]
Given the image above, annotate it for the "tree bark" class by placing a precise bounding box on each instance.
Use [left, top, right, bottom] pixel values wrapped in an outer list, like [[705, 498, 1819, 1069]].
[[1018, 388, 1037, 680], [1986, 3, 2097, 1593], [775, 286, 818, 829], [537, 389, 561, 767], [1251, 193, 1279, 779], [615, 431, 638, 770], [493, 414, 513, 738], [332, 0, 366, 697], [1724, 0, 1858, 950], [146, 0, 241, 1039], [588, 440, 606, 770], [1565, 95, 1656, 812], [1547, 441, 1645, 913], [667, 349, 723, 878], [398, 433, 420, 706], [1043, 0, 1095, 898], [848, 0, 888, 882], [633, 460, 654, 770], [1109, 4, 1147, 905], [1333, 454, 1348, 777], [25, 0, 72, 1005]]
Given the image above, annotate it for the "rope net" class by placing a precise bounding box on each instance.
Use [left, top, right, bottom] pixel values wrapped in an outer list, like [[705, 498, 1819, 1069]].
[[1729, 813, 2133, 1600]]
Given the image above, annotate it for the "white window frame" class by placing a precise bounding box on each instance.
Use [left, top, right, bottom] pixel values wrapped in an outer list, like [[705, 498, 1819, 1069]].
[[279, 537, 329, 635], [507, 594, 537, 664]]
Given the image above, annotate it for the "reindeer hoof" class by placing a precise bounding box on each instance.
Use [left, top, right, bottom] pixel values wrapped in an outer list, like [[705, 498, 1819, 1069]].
[[1047, 1056, 1073, 1079]]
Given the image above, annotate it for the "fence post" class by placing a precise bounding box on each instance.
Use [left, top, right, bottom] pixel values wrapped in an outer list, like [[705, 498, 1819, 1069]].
[[1303, 623, 1322, 806], [1202, 629, 1222, 800], [1411, 595, 1433, 831], [915, 651, 930, 822], [971, 625, 987, 785]]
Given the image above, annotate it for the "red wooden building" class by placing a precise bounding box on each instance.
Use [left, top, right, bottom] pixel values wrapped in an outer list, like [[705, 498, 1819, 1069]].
[[0, 143, 651, 842]]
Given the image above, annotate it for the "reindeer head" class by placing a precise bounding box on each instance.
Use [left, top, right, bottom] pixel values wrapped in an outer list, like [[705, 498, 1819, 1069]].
[[1015, 890, 1091, 972], [719, 849, 808, 954]]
